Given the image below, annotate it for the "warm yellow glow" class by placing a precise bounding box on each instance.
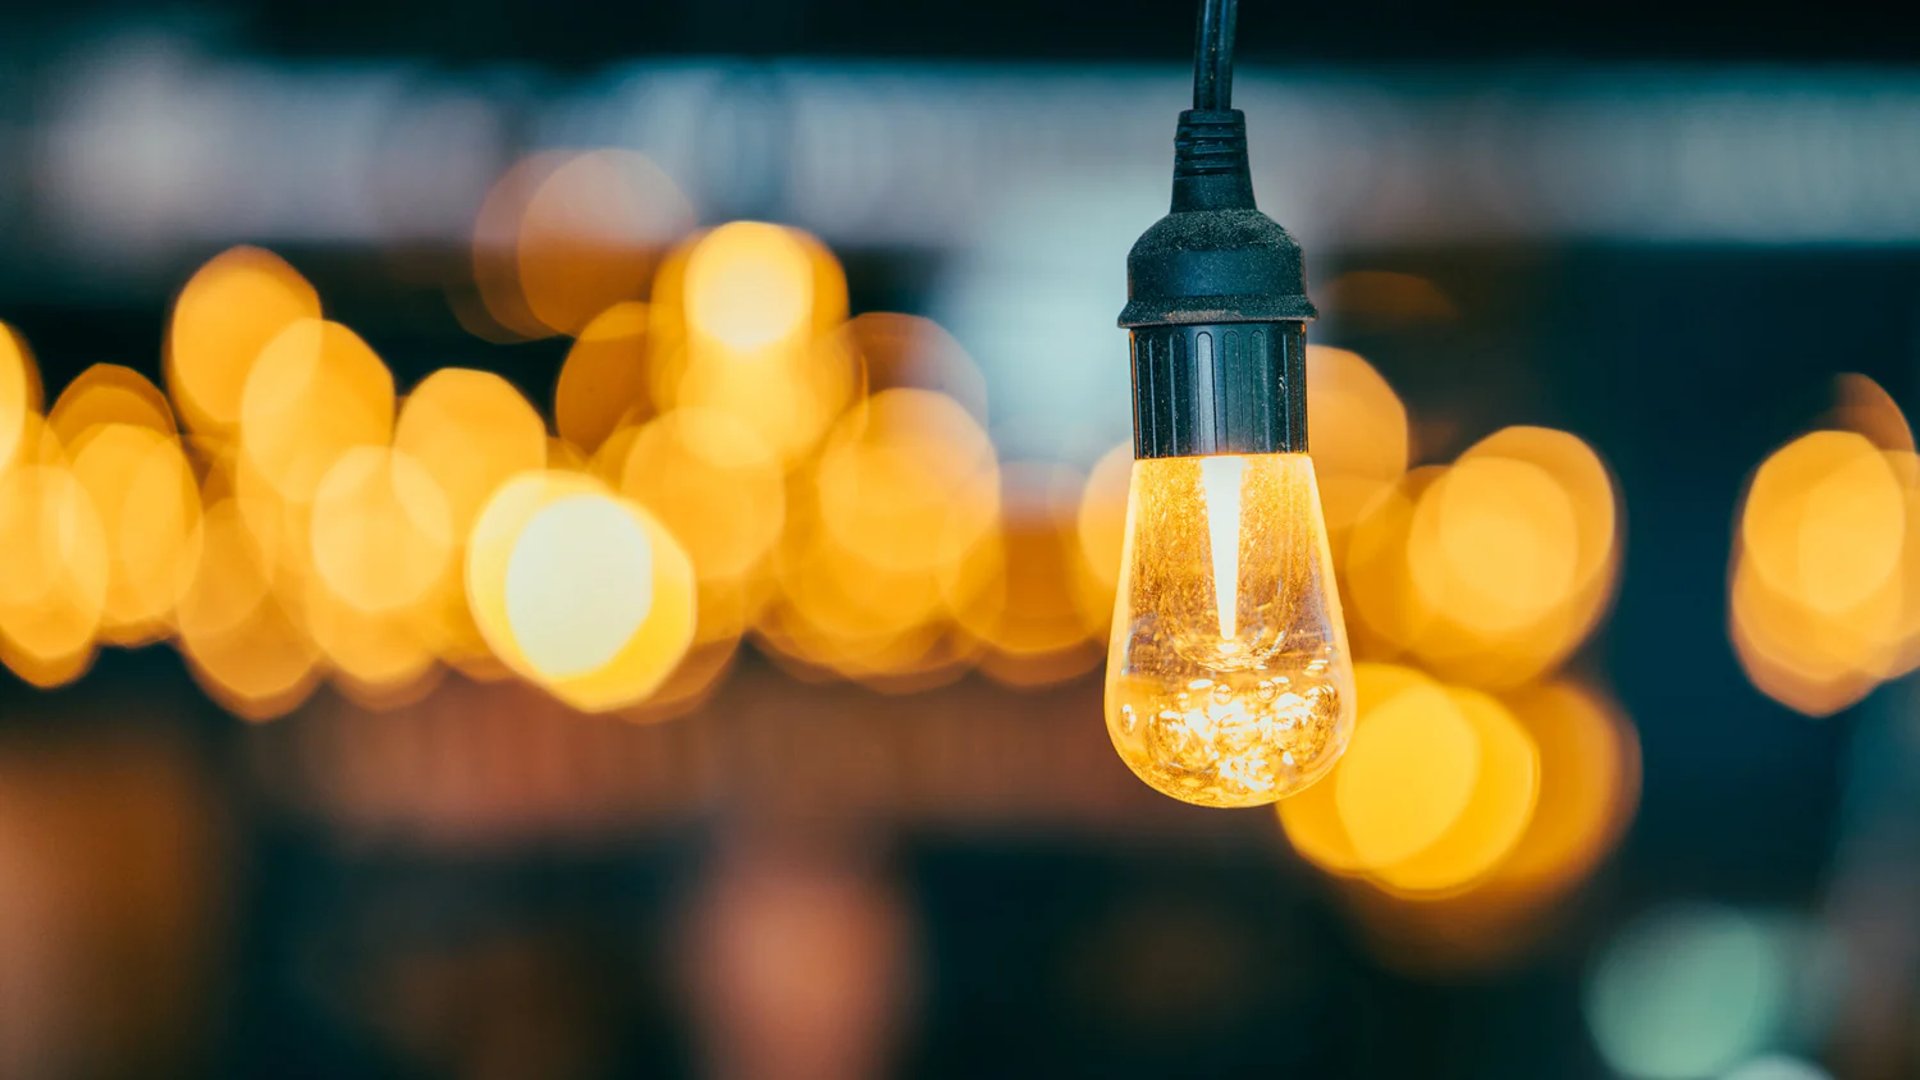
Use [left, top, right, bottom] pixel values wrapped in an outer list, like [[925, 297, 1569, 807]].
[[837, 312, 991, 419], [219, 445, 316, 594], [1305, 345, 1410, 540], [0, 323, 44, 470], [166, 246, 320, 437], [684, 222, 818, 352], [1105, 453, 1357, 807], [813, 389, 999, 574], [1495, 682, 1640, 895], [1332, 674, 1479, 866], [1426, 429, 1620, 686], [1812, 445, 1904, 616], [616, 407, 784, 588], [1077, 441, 1133, 595], [239, 319, 396, 503], [750, 387, 1000, 687], [761, 526, 957, 684], [67, 423, 202, 644], [944, 463, 1104, 687], [396, 369, 549, 531], [1729, 553, 1888, 716], [1463, 426, 1619, 597], [557, 302, 654, 453], [1799, 454, 1907, 616], [767, 541, 946, 652], [622, 637, 741, 725], [7, 412, 65, 471], [390, 368, 548, 671], [517, 150, 692, 337], [49, 364, 176, 446], [1409, 456, 1579, 635], [0, 465, 108, 686], [507, 497, 648, 674], [307, 446, 454, 616], [178, 595, 320, 722], [1343, 468, 1441, 656], [174, 499, 277, 644], [1372, 686, 1539, 895], [1277, 662, 1434, 875], [300, 569, 441, 709], [1343, 428, 1622, 690], [1742, 431, 1901, 613], [546, 437, 589, 472], [467, 472, 697, 711], [176, 500, 320, 721], [1282, 689, 1636, 976], [471, 151, 691, 340], [663, 333, 857, 467], [646, 224, 853, 466], [1729, 427, 1920, 715]]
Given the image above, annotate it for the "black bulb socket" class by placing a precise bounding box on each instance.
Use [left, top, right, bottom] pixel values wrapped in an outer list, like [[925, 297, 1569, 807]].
[[1119, 109, 1315, 460]]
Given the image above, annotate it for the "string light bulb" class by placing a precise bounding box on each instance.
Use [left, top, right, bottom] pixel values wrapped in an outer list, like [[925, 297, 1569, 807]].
[[1105, 0, 1355, 807]]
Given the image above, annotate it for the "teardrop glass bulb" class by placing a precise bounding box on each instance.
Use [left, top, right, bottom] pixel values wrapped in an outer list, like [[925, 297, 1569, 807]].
[[1105, 452, 1357, 807]]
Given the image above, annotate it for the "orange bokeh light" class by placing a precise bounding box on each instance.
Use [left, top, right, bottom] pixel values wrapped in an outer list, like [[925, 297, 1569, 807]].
[[307, 446, 454, 617], [1370, 686, 1538, 896], [0, 323, 45, 470], [167, 246, 321, 438], [472, 150, 693, 339], [556, 302, 654, 454], [0, 464, 109, 687], [49, 364, 176, 446], [1730, 405, 1920, 715], [67, 423, 202, 644], [947, 463, 1105, 688], [467, 471, 698, 712], [1306, 345, 1410, 543], [1342, 427, 1621, 689], [239, 319, 396, 505]]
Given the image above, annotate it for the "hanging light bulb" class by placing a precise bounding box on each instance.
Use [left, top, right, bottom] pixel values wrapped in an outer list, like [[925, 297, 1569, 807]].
[[1106, 0, 1355, 807]]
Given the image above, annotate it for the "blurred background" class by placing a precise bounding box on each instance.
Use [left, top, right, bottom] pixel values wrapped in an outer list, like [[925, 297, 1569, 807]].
[[1, 2, 1918, 1078]]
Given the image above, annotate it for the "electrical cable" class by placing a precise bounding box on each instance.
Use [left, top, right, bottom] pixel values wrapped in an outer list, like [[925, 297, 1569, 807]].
[[1192, 0, 1238, 111]]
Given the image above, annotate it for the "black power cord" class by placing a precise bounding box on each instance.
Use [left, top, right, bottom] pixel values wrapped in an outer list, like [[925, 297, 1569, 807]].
[[1192, 0, 1237, 111], [1117, 0, 1315, 461]]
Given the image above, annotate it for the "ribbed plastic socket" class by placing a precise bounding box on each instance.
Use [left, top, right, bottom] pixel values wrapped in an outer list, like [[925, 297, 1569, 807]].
[[1130, 320, 1306, 457], [1119, 109, 1315, 459]]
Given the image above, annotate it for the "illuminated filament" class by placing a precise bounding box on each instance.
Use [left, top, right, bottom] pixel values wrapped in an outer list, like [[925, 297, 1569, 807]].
[[1200, 455, 1246, 640]]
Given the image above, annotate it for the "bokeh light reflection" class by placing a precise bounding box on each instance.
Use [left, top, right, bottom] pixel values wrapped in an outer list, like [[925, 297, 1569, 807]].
[[239, 319, 396, 505], [0, 464, 108, 686], [1586, 905, 1792, 1080], [68, 423, 201, 644], [49, 364, 176, 445], [472, 150, 693, 339], [1305, 345, 1410, 545], [307, 446, 453, 617], [1730, 398, 1920, 714], [468, 472, 697, 712], [0, 323, 43, 469], [166, 246, 320, 438]]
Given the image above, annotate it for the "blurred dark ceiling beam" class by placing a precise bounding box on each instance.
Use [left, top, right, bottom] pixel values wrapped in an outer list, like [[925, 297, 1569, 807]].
[[8, 33, 1920, 301], [16, 0, 1920, 64]]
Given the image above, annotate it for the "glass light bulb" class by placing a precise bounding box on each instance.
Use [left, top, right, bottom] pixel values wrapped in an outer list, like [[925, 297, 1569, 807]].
[[1105, 452, 1357, 807]]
